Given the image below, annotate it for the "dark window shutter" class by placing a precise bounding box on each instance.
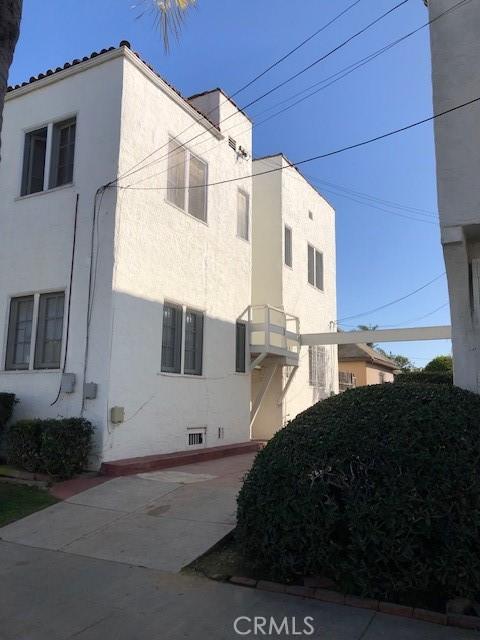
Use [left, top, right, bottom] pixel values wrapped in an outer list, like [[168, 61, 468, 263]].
[[236, 322, 246, 373]]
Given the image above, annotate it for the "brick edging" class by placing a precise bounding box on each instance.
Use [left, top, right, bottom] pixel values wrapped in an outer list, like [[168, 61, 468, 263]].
[[227, 577, 480, 631]]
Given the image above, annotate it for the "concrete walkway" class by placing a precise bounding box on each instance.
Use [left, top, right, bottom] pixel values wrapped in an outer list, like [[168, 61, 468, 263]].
[[0, 453, 253, 572], [0, 453, 477, 639]]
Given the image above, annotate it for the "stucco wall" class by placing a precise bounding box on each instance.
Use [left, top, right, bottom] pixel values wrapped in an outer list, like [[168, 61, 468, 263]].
[[251, 156, 338, 438], [338, 360, 394, 387], [102, 57, 253, 460], [428, 0, 480, 393], [0, 54, 123, 463]]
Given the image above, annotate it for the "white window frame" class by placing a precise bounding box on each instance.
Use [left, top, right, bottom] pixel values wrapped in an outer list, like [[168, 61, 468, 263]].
[[160, 301, 205, 377], [166, 136, 208, 223], [20, 114, 77, 197], [3, 289, 66, 372]]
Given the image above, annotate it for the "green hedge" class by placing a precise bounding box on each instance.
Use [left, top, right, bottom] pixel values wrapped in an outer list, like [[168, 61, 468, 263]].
[[236, 384, 480, 602], [5, 418, 93, 479], [394, 371, 453, 385], [0, 393, 16, 430]]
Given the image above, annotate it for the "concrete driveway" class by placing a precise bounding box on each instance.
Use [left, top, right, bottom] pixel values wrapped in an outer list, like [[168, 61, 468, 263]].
[[1, 452, 478, 639]]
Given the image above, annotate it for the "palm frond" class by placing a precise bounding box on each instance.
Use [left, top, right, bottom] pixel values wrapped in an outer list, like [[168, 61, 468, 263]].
[[134, 0, 195, 52]]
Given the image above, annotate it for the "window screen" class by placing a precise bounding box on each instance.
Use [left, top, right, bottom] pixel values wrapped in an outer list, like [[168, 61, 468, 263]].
[[5, 296, 34, 370], [34, 292, 65, 369], [161, 303, 183, 373], [184, 309, 204, 375]]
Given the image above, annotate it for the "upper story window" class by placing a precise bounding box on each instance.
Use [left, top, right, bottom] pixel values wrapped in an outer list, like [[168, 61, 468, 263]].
[[5, 291, 65, 371], [284, 225, 293, 267], [308, 243, 324, 290], [167, 137, 208, 222], [21, 117, 76, 196], [237, 189, 249, 240]]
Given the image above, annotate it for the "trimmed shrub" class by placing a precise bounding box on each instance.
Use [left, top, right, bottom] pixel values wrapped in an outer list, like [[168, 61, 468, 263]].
[[4, 420, 44, 472], [394, 371, 453, 385], [0, 393, 16, 430], [5, 418, 93, 479], [424, 355, 453, 373], [236, 384, 480, 602]]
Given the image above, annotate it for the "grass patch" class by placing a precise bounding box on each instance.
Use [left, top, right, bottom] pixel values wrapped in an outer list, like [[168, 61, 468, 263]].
[[0, 482, 58, 527]]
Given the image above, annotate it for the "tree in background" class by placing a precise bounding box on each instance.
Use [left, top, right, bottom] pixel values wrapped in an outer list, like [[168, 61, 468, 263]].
[[357, 324, 379, 348], [424, 355, 453, 373], [0, 0, 195, 157]]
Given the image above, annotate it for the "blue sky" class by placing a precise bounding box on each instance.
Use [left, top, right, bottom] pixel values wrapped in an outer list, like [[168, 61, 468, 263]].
[[9, 0, 452, 367]]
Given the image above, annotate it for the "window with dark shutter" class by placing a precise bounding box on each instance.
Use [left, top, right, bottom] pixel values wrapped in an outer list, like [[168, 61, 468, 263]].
[[184, 309, 204, 375], [236, 322, 246, 373], [21, 128, 47, 195], [161, 303, 183, 373], [5, 296, 34, 370], [284, 226, 292, 267], [34, 292, 65, 369]]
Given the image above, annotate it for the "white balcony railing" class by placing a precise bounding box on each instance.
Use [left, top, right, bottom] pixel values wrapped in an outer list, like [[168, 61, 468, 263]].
[[246, 304, 300, 364]]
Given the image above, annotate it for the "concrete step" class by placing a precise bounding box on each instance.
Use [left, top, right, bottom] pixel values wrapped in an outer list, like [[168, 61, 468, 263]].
[[101, 441, 263, 477]]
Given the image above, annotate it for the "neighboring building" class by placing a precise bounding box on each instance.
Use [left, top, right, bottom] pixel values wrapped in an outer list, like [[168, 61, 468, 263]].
[[0, 44, 337, 466], [338, 344, 397, 388], [426, 0, 480, 393], [250, 154, 338, 440]]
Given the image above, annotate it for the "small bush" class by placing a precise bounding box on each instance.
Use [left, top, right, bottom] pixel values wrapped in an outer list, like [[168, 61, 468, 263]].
[[424, 355, 453, 373], [0, 393, 16, 430], [394, 371, 453, 385], [5, 418, 93, 479], [4, 420, 44, 472], [236, 384, 480, 602]]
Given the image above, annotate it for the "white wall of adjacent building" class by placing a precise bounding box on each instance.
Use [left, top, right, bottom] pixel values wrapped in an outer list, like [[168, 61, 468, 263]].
[[428, 0, 480, 393]]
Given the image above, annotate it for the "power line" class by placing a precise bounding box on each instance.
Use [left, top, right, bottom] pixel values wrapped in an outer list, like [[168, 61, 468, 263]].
[[118, 0, 469, 192], [112, 0, 365, 185], [340, 302, 449, 328], [337, 273, 446, 323], [114, 0, 409, 185], [115, 95, 480, 193]]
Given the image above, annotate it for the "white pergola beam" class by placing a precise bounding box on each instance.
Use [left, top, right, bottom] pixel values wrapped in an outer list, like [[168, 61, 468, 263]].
[[301, 325, 452, 346]]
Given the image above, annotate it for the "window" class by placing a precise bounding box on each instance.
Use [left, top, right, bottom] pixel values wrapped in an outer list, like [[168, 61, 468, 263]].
[[307, 244, 324, 290], [184, 309, 204, 376], [284, 225, 292, 267], [379, 372, 386, 384], [308, 210, 313, 220], [21, 128, 47, 195], [167, 137, 208, 222], [237, 190, 249, 240], [34, 292, 65, 369], [21, 118, 76, 196], [309, 345, 326, 388], [5, 292, 65, 371], [161, 303, 183, 373], [5, 296, 34, 370], [161, 303, 205, 375], [50, 118, 76, 188], [188, 155, 207, 221], [308, 244, 315, 285], [236, 322, 247, 373]]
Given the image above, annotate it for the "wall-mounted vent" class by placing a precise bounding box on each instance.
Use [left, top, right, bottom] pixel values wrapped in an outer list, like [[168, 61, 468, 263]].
[[228, 137, 237, 151], [187, 426, 207, 447]]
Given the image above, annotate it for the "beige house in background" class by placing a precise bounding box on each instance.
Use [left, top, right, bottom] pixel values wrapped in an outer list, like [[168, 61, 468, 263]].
[[338, 344, 397, 390]]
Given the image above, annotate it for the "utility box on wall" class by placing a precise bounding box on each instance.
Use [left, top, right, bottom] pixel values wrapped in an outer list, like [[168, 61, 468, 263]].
[[111, 406, 125, 424]]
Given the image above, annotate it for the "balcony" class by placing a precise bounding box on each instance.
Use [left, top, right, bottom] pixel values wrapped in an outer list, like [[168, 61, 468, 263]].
[[245, 305, 300, 367]]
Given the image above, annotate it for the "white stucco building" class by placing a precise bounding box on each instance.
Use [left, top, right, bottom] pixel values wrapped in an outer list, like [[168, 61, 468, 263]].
[[427, 0, 480, 393], [0, 43, 337, 467]]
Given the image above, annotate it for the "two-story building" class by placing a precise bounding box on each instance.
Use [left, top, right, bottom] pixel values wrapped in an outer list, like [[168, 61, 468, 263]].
[[0, 42, 338, 468]]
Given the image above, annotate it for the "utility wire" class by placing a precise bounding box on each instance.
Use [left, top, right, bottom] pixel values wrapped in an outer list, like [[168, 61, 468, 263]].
[[337, 273, 446, 323], [115, 95, 480, 193], [121, 0, 470, 193], [112, 0, 365, 184], [340, 302, 449, 328], [114, 0, 409, 185]]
